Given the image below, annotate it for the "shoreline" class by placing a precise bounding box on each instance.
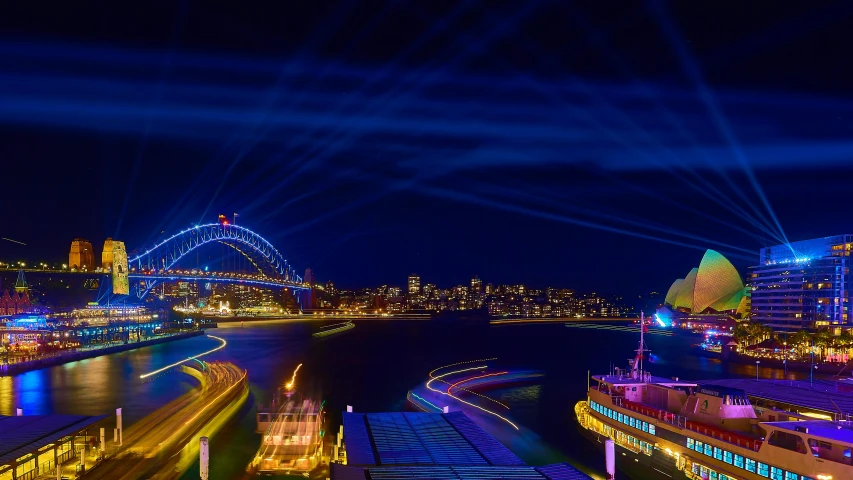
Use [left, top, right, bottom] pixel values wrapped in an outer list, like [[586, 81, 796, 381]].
[[0, 330, 205, 376]]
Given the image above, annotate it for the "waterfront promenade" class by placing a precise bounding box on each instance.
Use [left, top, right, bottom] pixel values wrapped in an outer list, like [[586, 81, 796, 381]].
[[0, 330, 204, 376]]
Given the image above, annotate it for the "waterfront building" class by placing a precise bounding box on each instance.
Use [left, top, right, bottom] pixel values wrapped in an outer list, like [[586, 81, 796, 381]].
[[332, 410, 591, 480], [751, 235, 853, 330], [68, 239, 94, 271], [0, 414, 109, 480], [657, 249, 750, 329], [0, 290, 30, 316]]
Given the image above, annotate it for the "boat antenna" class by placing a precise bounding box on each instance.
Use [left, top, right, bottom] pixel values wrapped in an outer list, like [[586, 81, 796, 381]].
[[634, 312, 651, 379]]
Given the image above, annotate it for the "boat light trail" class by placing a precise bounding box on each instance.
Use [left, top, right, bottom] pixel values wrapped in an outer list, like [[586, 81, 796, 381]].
[[447, 372, 508, 396], [184, 369, 247, 426], [427, 359, 510, 408], [426, 366, 519, 430], [428, 358, 497, 377], [139, 335, 227, 379], [286, 363, 303, 390], [1, 237, 26, 245], [410, 392, 443, 412]]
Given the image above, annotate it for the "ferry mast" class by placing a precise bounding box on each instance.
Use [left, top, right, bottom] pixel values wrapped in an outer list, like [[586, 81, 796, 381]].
[[632, 312, 651, 380]]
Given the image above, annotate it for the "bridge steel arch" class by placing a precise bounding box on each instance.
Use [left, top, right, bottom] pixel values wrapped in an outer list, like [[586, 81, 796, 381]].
[[128, 224, 303, 284]]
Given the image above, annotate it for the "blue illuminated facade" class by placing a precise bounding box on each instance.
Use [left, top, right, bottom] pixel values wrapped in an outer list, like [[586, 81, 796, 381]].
[[751, 235, 853, 330]]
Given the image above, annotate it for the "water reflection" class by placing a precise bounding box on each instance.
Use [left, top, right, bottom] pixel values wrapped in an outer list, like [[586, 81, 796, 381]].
[[17, 370, 47, 414], [0, 376, 12, 415]]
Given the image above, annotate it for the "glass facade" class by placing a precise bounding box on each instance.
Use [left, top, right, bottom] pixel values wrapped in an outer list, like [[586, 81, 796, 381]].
[[752, 235, 853, 329]]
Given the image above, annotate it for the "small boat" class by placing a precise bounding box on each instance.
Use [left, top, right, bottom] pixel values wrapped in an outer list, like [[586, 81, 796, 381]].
[[312, 321, 354, 337]]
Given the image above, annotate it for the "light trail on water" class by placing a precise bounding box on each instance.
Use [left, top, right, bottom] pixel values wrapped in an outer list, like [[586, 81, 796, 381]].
[[426, 366, 519, 430], [139, 335, 227, 379], [183, 369, 247, 426]]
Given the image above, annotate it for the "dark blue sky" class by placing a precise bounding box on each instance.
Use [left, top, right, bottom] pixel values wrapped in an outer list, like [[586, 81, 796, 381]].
[[2, 1, 853, 294]]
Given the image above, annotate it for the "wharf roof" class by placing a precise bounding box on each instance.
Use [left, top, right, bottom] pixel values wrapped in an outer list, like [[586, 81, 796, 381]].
[[763, 420, 853, 445], [331, 463, 592, 480], [0, 414, 108, 466], [702, 379, 853, 417], [339, 411, 591, 479], [342, 411, 524, 467]]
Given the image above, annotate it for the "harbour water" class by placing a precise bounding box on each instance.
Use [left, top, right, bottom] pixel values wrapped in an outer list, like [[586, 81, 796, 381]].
[[0, 320, 807, 479]]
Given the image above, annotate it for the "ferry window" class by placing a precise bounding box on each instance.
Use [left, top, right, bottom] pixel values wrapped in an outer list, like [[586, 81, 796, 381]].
[[733, 454, 743, 468], [757, 462, 769, 477], [710, 471, 718, 480], [703, 444, 712, 456], [713, 447, 723, 460], [745, 458, 756, 473], [642, 422, 649, 433], [770, 466, 784, 480], [695, 440, 703, 452], [687, 438, 694, 449], [618, 413, 623, 423], [768, 431, 807, 454], [649, 424, 655, 435], [784, 472, 799, 480], [723, 451, 732, 464], [629, 417, 635, 428]]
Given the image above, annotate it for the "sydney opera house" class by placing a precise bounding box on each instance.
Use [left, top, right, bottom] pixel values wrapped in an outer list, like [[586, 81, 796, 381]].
[[656, 249, 750, 328]]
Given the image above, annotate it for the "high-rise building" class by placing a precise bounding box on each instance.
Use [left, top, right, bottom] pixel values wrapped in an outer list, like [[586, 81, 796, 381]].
[[69, 239, 95, 271], [751, 235, 853, 330], [470, 275, 482, 294], [408, 274, 421, 295], [423, 283, 436, 299]]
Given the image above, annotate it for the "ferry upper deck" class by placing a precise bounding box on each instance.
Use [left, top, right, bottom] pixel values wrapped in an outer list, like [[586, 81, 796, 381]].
[[703, 378, 853, 421]]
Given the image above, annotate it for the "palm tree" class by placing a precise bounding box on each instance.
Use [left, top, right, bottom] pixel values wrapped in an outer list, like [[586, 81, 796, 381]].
[[733, 322, 752, 347], [837, 330, 853, 359], [815, 328, 834, 362], [790, 329, 812, 357]]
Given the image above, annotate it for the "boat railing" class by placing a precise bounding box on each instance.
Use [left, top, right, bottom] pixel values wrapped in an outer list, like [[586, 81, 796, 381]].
[[616, 398, 762, 452]]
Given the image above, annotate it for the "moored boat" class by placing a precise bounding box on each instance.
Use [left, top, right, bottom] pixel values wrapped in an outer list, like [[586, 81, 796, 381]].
[[248, 364, 326, 475], [576, 313, 853, 480]]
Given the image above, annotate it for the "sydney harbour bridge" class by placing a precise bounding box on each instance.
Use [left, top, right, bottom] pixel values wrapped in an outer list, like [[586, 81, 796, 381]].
[[4, 221, 310, 302]]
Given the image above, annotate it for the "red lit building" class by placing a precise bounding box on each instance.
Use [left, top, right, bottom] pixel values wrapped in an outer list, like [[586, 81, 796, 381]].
[[0, 289, 31, 315]]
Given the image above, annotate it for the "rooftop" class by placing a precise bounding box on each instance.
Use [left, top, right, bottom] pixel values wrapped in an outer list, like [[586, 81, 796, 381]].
[[336, 411, 591, 480], [702, 379, 853, 417], [593, 374, 697, 387], [332, 464, 593, 480], [0, 414, 108, 466], [764, 420, 853, 445]]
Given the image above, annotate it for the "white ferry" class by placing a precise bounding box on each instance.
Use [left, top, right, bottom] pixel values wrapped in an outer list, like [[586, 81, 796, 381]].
[[575, 314, 853, 480]]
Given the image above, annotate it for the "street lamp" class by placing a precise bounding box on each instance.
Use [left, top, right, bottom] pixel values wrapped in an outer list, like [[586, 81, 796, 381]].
[[755, 360, 761, 381]]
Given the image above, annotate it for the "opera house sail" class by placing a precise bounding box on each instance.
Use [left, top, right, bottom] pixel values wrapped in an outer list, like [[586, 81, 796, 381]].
[[657, 250, 750, 328]]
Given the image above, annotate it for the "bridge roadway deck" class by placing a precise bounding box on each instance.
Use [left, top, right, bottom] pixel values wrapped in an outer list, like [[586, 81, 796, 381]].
[[82, 362, 248, 480]]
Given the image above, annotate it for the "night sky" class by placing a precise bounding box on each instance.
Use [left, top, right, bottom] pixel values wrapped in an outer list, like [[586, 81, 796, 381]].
[[2, 2, 853, 294]]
